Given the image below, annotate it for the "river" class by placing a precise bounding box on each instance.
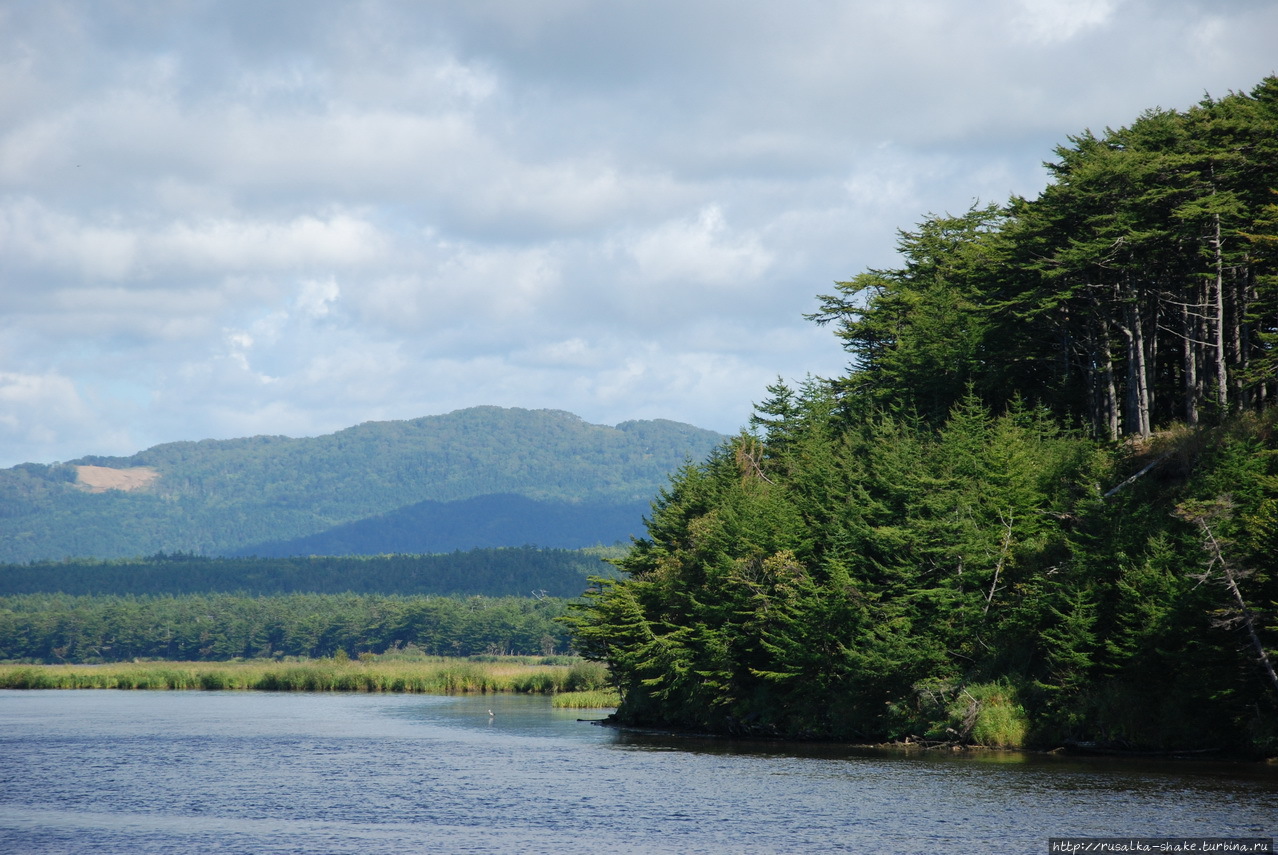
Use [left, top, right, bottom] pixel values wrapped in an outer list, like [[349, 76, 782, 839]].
[[0, 690, 1274, 854]]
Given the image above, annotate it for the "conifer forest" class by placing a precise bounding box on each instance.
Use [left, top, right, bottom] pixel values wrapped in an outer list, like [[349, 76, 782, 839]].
[[566, 78, 1278, 755]]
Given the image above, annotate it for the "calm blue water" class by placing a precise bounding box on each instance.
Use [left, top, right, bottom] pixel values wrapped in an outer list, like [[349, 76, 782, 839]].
[[0, 690, 1274, 854]]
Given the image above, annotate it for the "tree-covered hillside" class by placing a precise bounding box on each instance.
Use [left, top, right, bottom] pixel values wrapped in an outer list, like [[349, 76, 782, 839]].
[[231, 494, 651, 557], [567, 78, 1278, 755], [0, 408, 724, 562]]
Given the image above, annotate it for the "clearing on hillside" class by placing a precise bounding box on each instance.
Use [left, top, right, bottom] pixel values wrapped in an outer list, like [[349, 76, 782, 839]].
[[75, 465, 160, 493]]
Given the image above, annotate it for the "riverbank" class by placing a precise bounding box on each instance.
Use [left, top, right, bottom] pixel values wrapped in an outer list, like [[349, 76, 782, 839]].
[[0, 655, 611, 695], [591, 714, 1278, 764]]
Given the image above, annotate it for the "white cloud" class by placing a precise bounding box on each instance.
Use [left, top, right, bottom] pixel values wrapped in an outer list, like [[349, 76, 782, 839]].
[[46, 286, 228, 341], [0, 372, 85, 439], [515, 337, 597, 369], [0, 199, 137, 280], [350, 242, 564, 345], [330, 53, 500, 108], [0, 200, 384, 282], [1011, 0, 1117, 44], [0, 371, 139, 463], [157, 213, 383, 271], [0, 0, 1276, 468], [295, 278, 340, 320], [626, 206, 773, 288]]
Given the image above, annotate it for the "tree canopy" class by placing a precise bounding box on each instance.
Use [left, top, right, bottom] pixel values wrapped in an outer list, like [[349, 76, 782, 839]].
[[809, 78, 1278, 439]]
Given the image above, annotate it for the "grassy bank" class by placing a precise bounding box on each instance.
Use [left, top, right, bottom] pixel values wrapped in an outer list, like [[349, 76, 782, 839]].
[[551, 688, 621, 708], [0, 656, 611, 695]]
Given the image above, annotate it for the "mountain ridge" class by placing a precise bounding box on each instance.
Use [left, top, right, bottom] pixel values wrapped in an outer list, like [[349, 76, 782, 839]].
[[0, 406, 726, 562]]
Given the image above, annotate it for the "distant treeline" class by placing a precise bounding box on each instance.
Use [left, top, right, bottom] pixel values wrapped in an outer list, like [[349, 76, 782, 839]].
[[0, 547, 620, 598], [0, 592, 572, 662]]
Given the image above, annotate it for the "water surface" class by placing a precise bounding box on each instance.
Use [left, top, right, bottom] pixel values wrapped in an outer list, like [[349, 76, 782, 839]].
[[1, 691, 1273, 854]]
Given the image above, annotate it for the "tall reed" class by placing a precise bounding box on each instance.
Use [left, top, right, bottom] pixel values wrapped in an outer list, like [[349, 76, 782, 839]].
[[551, 689, 621, 708], [0, 657, 604, 695]]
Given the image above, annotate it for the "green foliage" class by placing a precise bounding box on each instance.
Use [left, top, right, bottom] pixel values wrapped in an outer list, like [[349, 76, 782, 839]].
[[896, 680, 1030, 747], [567, 386, 1113, 740], [810, 78, 1278, 439], [809, 205, 1009, 422], [572, 381, 1278, 750], [564, 659, 611, 691], [962, 683, 1030, 748]]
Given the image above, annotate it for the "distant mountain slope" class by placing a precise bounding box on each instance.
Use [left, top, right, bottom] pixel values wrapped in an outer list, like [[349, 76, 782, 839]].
[[233, 494, 651, 557], [0, 407, 725, 562]]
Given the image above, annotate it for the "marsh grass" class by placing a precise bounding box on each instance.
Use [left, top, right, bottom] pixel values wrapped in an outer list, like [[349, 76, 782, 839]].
[[551, 689, 620, 708], [0, 656, 603, 695]]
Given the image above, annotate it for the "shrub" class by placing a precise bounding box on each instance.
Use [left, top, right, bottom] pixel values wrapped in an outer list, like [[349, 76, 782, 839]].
[[951, 683, 1029, 748], [565, 660, 609, 692], [198, 671, 227, 690]]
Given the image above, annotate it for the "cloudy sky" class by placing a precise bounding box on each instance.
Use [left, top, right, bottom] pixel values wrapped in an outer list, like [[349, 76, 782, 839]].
[[1, 0, 1275, 467]]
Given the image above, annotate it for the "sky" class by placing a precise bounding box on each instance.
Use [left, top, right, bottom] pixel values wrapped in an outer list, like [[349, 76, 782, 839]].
[[1, 0, 1276, 467]]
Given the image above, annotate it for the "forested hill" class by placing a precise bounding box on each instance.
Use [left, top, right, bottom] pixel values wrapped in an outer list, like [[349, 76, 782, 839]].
[[567, 77, 1278, 756], [0, 407, 725, 562]]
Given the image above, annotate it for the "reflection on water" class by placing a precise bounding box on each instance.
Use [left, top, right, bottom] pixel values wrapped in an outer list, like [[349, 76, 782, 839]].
[[1, 690, 1274, 855]]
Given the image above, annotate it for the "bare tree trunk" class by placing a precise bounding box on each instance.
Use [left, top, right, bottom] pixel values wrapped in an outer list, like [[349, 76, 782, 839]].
[[1235, 271, 1251, 407], [984, 513, 1014, 615], [1120, 281, 1151, 437], [1195, 517, 1278, 702], [1084, 338, 1100, 436], [1150, 297, 1160, 424], [1102, 324, 1119, 440], [1212, 210, 1229, 412], [1083, 303, 1119, 441], [1181, 299, 1199, 425]]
